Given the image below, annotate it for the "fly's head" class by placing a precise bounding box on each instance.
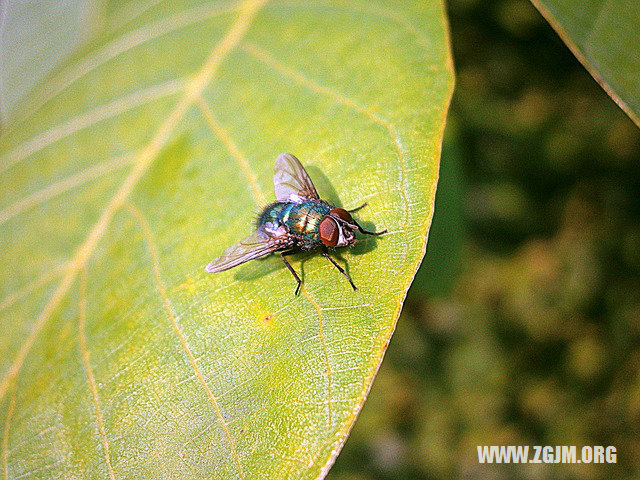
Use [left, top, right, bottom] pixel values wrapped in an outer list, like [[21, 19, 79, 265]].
[[319, 208, 357, 248]]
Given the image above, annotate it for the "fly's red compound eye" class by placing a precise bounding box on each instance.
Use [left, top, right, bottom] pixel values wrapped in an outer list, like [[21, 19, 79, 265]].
[[319, 217, 339, 246], [330, 208, 354, 224]]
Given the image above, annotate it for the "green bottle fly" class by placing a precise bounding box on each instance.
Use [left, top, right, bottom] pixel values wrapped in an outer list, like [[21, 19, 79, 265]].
[[206, 153, 385, 295]]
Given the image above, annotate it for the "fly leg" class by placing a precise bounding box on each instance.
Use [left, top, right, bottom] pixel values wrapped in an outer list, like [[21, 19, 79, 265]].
[[281, 252, 302, 296], [346, 203, 387, 235], [322, 247, 357, 291], [347, 202, 367, 213], [354, 221, 387, 236]]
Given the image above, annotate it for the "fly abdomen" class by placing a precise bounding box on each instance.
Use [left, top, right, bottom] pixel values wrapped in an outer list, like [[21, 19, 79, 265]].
[[257, 200, 331, 249], [257, 202, 293, 229]]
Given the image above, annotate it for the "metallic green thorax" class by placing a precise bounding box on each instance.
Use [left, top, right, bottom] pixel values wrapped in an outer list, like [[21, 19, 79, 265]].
[[258, 201, 331, 250]]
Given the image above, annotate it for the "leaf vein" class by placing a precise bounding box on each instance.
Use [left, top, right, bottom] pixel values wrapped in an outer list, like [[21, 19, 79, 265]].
[[6, 0, 241, 131], [0, 80, 183, 174], [78, 268, 116, 480], [195, 95, 266, 205], [0, 266, 66, 315], [300, 288, 334, 429], [0, 152, 135, 226], [126, 202, 245, 478], [1, 382, 16, 480], [278, 0, 433, 52], [107, 0, 167, 34]]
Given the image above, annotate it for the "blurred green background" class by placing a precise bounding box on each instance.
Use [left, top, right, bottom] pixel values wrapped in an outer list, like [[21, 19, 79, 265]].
[[329, 0, 640, 479]]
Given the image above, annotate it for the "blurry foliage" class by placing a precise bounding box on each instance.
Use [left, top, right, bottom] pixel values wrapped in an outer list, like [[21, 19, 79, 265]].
[[330, 0, 640, 478], [530, 0, 640, 127]]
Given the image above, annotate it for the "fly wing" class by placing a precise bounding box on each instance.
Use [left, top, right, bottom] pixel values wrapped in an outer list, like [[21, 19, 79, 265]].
[[205, 230, 278, 273], [273, 153, 320, 202]]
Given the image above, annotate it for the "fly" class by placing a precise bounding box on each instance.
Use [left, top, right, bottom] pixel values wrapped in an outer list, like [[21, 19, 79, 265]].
[[205, 153, 386, 295]]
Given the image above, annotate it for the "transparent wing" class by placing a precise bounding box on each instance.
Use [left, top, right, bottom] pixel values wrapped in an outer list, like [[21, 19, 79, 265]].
[[273, 153, 319, 202], [205, 230, 278, 273]]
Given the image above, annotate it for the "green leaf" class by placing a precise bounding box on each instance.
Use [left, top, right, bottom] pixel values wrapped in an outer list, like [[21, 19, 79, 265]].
[[0, 1, 453, 478], [530, 0, 640, 127]]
